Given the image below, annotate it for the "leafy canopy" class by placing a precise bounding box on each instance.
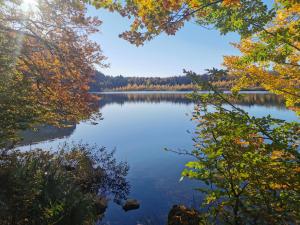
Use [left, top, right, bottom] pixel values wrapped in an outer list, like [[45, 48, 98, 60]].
[[0, 0, 105, 148], [224, 1, 300, 112], [89, 0, 274, 45], [181, 71, 300, 224]]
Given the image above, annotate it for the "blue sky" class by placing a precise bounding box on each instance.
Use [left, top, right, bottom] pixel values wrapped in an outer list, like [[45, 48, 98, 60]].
[[88, 7, 241, 77]]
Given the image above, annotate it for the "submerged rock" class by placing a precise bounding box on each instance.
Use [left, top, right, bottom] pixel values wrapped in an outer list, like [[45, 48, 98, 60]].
[[167, 205, 201, 225], [123, 199, 140, 211]]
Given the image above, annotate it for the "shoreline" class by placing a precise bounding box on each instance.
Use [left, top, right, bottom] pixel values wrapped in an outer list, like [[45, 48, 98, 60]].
[[91, 90, 269, 94]]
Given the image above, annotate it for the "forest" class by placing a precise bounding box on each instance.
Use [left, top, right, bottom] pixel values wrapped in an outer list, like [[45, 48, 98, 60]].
[[89, 70, 255, 91], [89, 71, 194, 91]]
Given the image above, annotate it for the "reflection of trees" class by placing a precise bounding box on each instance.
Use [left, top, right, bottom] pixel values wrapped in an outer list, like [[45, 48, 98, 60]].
[[98, 93, 193, 107], [20, 93, 285, 146], [98, 92, 285, 109], [20, 125, 76, 145], [236, 93, 285, 108], [0, 144, 130, 225]]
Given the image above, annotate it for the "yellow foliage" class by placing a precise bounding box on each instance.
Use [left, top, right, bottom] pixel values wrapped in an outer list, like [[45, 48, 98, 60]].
[[270, 183, 288, 190], [271, 150, 285, 160], [224, 1, 300, 113], [222, 0, 241, 6]]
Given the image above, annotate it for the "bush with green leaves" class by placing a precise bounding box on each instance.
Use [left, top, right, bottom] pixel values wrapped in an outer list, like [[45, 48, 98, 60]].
[[0, 143, 129, 225]]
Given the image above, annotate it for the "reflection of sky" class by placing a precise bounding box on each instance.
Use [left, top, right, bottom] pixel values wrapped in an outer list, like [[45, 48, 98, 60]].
[[21, 93, 298, 155], [240, 105, 297, 121], [22, 93, 298, 151], [20, 93, 299, 225]]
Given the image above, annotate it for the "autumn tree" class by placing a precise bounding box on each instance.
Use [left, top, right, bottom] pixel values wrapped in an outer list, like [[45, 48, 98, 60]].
[[0, 0, 105, 148], [169, 71, 299, 224], [0, 2, 133, 224], [224, 1, 300, 112]]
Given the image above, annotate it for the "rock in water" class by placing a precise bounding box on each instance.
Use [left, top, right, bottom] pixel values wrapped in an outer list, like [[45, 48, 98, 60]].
[[123, 199, 140, 211], [95, 197, 108, 215], [167, 205, 201, 225]]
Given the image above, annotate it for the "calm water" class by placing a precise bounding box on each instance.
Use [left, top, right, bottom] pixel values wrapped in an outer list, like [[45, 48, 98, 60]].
[[21, 92, 298, 225]]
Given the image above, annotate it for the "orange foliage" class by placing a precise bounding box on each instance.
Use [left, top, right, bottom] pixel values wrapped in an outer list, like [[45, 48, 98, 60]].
[[1, 0, 106, 128]]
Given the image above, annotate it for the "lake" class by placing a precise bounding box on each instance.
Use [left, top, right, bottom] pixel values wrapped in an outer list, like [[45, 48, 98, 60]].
[[21, 91, 299, 225]]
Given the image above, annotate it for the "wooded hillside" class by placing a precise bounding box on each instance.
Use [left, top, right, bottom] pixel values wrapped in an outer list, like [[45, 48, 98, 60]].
[[89, 71, 248, 91]]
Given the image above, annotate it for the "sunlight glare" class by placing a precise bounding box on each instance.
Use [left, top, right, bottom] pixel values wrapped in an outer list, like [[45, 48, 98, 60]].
[[21, 0, 38, 12]]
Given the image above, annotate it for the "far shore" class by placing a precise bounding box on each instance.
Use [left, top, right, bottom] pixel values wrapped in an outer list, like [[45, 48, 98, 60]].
[[91, 89, 268, 94]]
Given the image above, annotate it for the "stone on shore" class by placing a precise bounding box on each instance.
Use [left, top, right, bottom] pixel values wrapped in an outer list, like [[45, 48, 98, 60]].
[[167, 205, 201, 225]]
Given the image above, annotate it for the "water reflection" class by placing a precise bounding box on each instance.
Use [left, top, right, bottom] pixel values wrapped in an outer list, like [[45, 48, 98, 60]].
[[21, 92, 285, 145], [20, 125, 76, 146], [98, 92, 285, 108]]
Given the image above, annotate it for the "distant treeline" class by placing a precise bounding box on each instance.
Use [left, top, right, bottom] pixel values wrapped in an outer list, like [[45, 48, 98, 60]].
[[89, 71, 194, 91], [89, 71, 262, 92]]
